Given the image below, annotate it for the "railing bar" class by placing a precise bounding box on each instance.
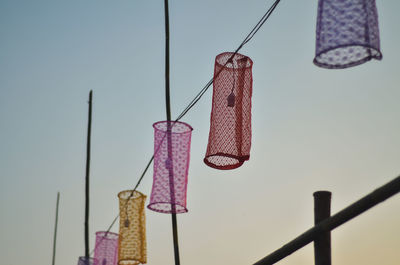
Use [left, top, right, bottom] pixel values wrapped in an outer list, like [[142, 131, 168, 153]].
[[254, 175, 400, 265]]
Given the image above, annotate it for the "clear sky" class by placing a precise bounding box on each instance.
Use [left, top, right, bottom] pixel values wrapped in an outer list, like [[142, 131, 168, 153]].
[[0, 1, 399, 265]]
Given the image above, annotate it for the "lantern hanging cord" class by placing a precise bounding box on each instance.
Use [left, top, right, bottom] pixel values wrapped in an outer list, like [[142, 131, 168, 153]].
[[175, 0, 280, 122], [90, 0, 281, 255], [89, 155, 153, 256]]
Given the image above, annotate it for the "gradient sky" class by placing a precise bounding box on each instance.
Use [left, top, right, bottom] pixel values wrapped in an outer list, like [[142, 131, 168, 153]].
[[1, 1, 399, 265]]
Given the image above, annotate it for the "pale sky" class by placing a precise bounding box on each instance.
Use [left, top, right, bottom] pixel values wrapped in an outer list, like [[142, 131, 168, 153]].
[[0, 1, 399, 265]]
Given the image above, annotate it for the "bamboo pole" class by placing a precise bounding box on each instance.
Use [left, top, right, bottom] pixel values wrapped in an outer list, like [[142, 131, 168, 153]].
[[85, 90, 93, 259], [163, 1, 181, 264], [52, 192, 60, 265], [254, 175, 400, 265]]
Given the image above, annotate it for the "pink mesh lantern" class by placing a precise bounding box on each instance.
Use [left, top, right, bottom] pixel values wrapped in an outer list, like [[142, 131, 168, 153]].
[[314, 0, 382, 68], [147, 121, 193, 214], [94, 232, 119, 265], [204, 52, 253, 170], [77, 257, 98, 265]]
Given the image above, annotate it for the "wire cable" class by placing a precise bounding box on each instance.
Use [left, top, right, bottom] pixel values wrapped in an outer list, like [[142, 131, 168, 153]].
[[89, 0, 281, 255]]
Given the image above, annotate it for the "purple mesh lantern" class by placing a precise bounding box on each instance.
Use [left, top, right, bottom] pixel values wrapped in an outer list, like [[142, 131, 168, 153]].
[[77, 257, 98, 265], [147, 121, 193, 214], [94, 232, 119, 265], [314, 0, 382, 69]]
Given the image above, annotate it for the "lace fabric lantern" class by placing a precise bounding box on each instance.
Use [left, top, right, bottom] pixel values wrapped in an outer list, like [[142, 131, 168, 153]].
[[94, 231, 119, 265], [118, 190, 147, 265], [147, 121, 193, 214], [204, 52, 253, 170], [314, 0, 382, 69], [78, 257, 98, 265]]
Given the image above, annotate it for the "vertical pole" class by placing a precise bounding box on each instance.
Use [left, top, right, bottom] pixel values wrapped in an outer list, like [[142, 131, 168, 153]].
[[313, 191, 332, 265], [164, 1, 181, 265], [52, 192, 60, 265], [85, 90, 93, 259], [164, 0, 171, 121]]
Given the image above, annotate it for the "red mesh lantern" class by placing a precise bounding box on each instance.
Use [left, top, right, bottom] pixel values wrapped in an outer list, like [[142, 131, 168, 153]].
[[204, 52, 253, 170]]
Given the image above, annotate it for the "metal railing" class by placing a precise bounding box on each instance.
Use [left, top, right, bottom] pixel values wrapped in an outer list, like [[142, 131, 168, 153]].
[[254, 175, 400, 265]]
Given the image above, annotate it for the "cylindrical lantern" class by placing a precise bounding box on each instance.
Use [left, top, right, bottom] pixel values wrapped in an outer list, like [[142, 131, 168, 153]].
[[94, 231, 119, 265], [118, 190, 146, 265], [77, 257, 98, 265], [147, 121, 193, 214], [314, 0, 382, 69], [204, 52, 253, 170]]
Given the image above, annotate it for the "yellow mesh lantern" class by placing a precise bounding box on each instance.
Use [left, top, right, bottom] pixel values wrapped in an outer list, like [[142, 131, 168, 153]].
[[118, 190, 147, 265]]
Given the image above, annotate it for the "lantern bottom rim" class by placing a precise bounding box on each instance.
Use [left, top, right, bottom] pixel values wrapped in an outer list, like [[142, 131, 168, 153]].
[[118, 259, 144, 265], [204, 153, 249, 170], [314, 44, 382, 69], [147, 202, 188, 214]]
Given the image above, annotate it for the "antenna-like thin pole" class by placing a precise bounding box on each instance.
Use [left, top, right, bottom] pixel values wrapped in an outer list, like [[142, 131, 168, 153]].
[[85, 90, 93, 259], [52, 192, 60, 265], [164, 1, 181, 265]]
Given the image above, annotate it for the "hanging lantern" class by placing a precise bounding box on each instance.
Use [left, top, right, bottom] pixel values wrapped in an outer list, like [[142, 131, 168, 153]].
[[118, 190, 147, 265], [77, 257, 98, 265], [147, 121, 193, 214], [94, 231, 119, 265], [204, 52, 253, 170], [314, 0, 382, 69]]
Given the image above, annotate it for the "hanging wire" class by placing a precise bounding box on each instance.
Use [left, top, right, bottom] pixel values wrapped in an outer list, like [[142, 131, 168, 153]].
[[175, 0, 280, 121], [90, 0, 281, 255]]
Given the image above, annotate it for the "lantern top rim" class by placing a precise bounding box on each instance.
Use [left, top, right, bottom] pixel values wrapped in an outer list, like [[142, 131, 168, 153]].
[[215, 52, 253, 70], [95, 231, 119, 240], [118, 190, 146, 201], [78, 257, 97, 260], [153, 120, 193, 134], [78, 256, 98, 265]]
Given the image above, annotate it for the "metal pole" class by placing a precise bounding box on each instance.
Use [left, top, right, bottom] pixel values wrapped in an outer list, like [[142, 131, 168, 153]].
[[163, 1, 181, 265], [52, 192, 60, 265], [85, 90, 93, 259], [313, 191, 331, 265], [254, 175, 400, 265]]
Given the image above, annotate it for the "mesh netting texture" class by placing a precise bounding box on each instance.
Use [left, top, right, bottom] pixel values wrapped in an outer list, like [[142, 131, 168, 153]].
[[118, 190, 147, 265], [94, 231, 119, 265], [78, 257, 98, 265], [204, 52, 253, 170], [314, 0, 382, 69], [148, 121, 193, 214]]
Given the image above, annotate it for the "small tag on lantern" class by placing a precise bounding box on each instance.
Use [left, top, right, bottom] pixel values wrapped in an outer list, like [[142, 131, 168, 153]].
[[124, 219, 130, 227], [102, 258, 107, 265], [165, 157, 172, 169], [237, 57, 248, 63], [227, 92, 235, 107]]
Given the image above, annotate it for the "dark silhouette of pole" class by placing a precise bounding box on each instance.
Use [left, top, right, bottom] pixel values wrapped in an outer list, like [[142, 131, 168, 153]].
[[163, 1, 181, 265], [85, 90, 93, 259], [254, 175, 400, 265], [52, 192, 60, 265], [313, 191, 331, 265]]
